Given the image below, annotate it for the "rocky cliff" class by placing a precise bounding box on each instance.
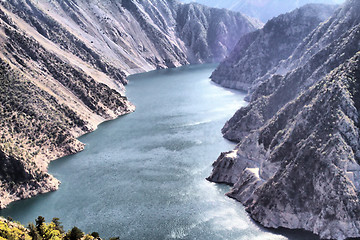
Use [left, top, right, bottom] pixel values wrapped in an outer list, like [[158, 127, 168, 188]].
[[179, 0, 343, 22], [15, 0, 260, 73], [209, 51, 360, 240], [0, 0, 257, 208], [211, 4, 337, 91], [176, 3, 260, 62], [222, 0, 360, 142], [208, 0, 360, 239]]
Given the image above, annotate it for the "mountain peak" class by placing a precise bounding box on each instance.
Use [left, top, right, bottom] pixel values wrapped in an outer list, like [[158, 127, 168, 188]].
[[210, 3, 337, 92]]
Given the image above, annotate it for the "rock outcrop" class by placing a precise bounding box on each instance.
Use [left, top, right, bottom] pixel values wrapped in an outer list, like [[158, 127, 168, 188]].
[[208, 0, 360, 239], [211, 4, 337, 91], [0, 0, 258, 208]]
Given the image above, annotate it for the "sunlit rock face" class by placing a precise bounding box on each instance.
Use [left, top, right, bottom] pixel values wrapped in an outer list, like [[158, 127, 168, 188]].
[[208, 0, 360, 238], [211, 4, 337, 92], [14, 0, 260, 74]]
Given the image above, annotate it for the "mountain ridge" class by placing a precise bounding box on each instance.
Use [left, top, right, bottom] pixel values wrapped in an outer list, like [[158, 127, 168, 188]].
[[207, 0, 360, 238], [179, 0, 344, 22], [210, 3, 337, 92]]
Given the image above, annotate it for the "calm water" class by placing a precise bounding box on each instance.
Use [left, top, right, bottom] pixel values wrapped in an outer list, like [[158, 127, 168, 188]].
[[0, 64, 317, 240]]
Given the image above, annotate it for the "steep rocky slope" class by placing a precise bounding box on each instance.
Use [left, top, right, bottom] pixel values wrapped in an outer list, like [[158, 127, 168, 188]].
[[176, 3, 259, 62], [17, 0, 260, 74], [272, 0, 360, 81], [0, 0, 257, 208], [179, 0, 344, 22], [209, 52, 360, 240], [0, 7, 135, 208], [222, 0, 360, 142], [211, 4, 337, 91], [208, 0, 360, 239]]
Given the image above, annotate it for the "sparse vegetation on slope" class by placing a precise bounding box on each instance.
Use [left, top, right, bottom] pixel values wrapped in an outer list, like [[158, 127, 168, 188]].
[[0, 6, 134, 208], [1, 0, 128, 85]]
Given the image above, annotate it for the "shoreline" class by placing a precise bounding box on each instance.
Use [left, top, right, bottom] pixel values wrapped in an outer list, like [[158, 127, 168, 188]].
[[0, 63, 216, 210]]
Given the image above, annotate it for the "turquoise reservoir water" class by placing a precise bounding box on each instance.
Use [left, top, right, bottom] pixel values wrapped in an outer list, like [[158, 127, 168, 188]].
[[0, 64, 318, 240]]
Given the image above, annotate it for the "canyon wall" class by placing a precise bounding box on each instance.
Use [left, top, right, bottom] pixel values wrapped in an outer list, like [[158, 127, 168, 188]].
[[208, 1, 360, 239]]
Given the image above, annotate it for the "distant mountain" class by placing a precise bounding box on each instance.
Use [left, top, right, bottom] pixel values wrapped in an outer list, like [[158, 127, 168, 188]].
[[211, 4, 337, 91], [0, 0, 258, 208], [179, 0, 344, 22], [208, 0, 360, 239]]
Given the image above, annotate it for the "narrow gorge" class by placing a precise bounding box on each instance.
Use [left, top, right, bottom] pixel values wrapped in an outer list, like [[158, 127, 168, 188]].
[[0, 0, 259, 209], [1, 0, 359, 239]]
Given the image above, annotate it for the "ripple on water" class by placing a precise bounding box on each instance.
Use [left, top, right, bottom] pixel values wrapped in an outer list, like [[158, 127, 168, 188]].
[[0, 64, 316, 240]]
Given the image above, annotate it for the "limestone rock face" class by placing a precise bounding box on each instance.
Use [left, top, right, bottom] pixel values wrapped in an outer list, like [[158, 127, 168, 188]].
[[208, 0, 360, 238], [0, 149, 60, 209], [275, 0, 360, 78], [211, 4, 337, 91]]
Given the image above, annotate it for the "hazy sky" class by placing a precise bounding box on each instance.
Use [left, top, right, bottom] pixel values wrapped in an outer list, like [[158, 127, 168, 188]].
[[179, 0, 346, 22]]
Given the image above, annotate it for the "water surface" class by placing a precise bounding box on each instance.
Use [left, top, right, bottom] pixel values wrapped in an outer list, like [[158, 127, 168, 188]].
[[1, 64, 317, 240]]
